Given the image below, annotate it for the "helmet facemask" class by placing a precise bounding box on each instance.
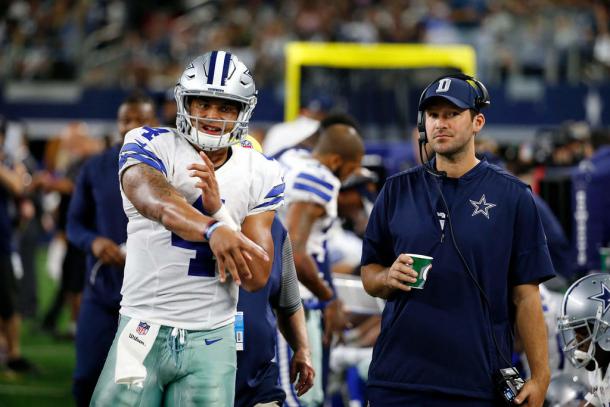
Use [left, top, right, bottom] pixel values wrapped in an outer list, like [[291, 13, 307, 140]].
[[559, 317, 599, 368], [559, 305, 608, 370], [177, 91, 251, 151]]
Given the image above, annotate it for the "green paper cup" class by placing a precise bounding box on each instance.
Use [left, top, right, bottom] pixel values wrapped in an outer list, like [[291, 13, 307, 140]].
[[405, 254, 433, 289], [601, 247, 610, 272]]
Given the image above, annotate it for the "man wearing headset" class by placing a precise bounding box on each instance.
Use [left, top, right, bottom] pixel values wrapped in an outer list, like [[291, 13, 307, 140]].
[[361, 74, 555, 406]]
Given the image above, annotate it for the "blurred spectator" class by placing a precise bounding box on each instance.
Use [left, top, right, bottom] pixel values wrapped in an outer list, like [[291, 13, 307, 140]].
[[4, 1, 608, 88], [572, 127, 610, 274], [13, 126, 43, 319], [37, 122, 103, 338], [0, 115, 35, 373], [160, 87, 177, 126]]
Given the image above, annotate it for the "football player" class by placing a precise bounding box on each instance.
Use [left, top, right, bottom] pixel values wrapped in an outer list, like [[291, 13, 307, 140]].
[[235, 137, 315, 406], [277, 122, 364, 406], [559, 273, 610, 406], [91, 51, 284, 406]]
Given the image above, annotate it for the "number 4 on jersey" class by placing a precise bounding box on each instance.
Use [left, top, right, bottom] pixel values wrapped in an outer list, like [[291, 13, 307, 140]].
[[170, 196, 216, 277]]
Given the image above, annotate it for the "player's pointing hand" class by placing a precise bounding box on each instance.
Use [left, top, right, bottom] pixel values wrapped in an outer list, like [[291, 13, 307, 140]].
[[188, 151, 222, 214]]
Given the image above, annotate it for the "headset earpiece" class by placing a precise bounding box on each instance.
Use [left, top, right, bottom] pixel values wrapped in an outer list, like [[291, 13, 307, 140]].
[[417, 110, 427, 144], [473, 79, 490, 110]]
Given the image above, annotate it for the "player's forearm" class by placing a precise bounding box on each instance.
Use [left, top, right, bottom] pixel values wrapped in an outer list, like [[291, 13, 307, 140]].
[[66, 217, 98, 253], [277, 307, 310, 354], [239, 212, 274, 292], [122, 164, 211, 242], [293, 251, 333, 300], [157, 200, 212, 241], [361, 263, 393, 299], [239, 255, 272, 292], [513, 284, 551, 385]]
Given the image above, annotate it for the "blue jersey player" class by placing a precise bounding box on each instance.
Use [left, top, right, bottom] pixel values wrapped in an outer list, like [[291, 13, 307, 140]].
[[361, 74, 555, 406], [66, 94, 157, 406], [235, 215, 314, 406]]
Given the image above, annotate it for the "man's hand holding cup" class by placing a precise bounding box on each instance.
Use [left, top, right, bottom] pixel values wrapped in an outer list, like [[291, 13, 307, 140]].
[[385, 253, 433, 293]]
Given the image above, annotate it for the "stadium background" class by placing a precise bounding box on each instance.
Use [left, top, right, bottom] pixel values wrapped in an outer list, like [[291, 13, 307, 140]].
[[0, 0, 609, 405]]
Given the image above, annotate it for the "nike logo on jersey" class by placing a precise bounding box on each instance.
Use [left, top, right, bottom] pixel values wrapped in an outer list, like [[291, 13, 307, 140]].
[[205, 338, 223, 346]]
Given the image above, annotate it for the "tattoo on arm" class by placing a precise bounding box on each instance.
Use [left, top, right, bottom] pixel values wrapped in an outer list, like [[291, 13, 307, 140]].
[[122, 163, 182, 220]]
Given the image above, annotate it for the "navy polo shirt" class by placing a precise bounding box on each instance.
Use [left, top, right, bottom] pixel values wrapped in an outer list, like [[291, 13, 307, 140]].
[[235, 217, 286, 406], [67, 144, 127, 308], [361, 160, 555, 399]]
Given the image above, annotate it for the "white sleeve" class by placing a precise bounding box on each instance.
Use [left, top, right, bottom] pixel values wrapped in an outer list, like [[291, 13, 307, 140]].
[[284, 165, 340, 208], [118, 126, 174, 184], [248, 155, 285, 215]]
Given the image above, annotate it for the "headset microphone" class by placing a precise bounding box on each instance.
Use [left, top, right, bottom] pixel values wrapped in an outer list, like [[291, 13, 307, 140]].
[[418, 130, 446, 178]]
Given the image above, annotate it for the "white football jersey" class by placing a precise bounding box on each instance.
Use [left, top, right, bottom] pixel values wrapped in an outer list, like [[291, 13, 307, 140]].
[[587, 368, 610, 407], [278, 152, 340, 265], [275, 147, 311, 173], [118, 126, 284, 330]]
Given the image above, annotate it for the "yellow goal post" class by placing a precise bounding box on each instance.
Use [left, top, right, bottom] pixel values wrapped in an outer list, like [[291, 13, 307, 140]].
[[284, 42, 477, 121]]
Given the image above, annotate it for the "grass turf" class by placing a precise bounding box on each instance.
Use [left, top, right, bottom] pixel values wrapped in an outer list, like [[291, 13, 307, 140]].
[[0, 247, 76, 407]]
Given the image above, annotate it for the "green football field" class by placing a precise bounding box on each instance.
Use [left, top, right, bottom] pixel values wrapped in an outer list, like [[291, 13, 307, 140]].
[[0, 248, 76, 407]]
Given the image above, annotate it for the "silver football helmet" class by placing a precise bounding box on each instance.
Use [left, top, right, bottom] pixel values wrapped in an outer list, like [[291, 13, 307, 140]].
[[558, 273, 610, 368], [175, 51, 257, 151]]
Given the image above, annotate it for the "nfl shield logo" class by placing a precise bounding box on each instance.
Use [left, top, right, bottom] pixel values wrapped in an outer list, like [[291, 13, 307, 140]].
[[136, 321, 150, 336]]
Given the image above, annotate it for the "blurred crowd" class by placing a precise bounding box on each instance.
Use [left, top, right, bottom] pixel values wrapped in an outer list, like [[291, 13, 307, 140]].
[[2, 0, 610, 90]]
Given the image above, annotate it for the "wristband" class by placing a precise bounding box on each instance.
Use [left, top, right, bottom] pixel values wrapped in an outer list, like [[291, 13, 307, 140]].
[[212, 205, 240, 231], [204, 220, 226, 241]]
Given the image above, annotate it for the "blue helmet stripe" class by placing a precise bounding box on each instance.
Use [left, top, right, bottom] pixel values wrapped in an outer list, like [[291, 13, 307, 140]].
[[207, 51, 217, 84], [221, 52, 231, 85]]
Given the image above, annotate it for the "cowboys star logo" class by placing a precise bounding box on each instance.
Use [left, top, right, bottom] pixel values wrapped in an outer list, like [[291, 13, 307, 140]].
[[469, 194, 496, 219], [588, 283, 610, 314]]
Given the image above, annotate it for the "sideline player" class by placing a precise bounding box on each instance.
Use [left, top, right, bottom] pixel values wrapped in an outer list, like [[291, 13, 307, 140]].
[[279, 123, 364, 405], [235, 136, 314, 406], [91, 51, 284, 406], [558, 273, 610, 406], [67, 93, 157, 406], [235, 215, 315, 406]]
